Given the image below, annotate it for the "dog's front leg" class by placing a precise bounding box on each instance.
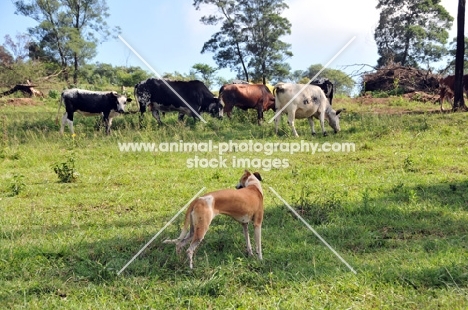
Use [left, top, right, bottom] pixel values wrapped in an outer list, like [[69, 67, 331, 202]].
[[242, 223, 254, 256]]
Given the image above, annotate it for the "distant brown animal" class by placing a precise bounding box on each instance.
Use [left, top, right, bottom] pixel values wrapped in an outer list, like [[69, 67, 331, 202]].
[[219, 84, 275, 125], [438, 75, 468, 111]]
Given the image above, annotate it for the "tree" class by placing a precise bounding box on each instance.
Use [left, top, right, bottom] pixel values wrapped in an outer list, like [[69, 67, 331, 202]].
[[193, 0, 292, 84], [453, 0, 466, 111], [297, 64, 355, 96], [190, 63, 218, 89], [14, 0, 118, 85], [4, 33, 31, 63], [374, 0, 453, 68], [0, 46, 14, 66], [443, 36, 468, 74]]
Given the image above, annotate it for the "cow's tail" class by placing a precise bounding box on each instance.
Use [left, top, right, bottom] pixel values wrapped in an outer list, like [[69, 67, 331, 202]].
[[273, 83, 286, 109], [55, 92, 63, 125], [218, 85, 226, 107]]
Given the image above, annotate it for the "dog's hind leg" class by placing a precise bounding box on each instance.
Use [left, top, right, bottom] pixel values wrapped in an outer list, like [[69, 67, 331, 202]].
[[186, 197, 215, 268], [242, 223, 254, 256], [253, 212, 263, 260], [254, 224, 262, 260]]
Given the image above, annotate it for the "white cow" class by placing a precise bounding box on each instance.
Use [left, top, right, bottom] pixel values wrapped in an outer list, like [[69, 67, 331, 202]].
[[274, 83, 343, 137]]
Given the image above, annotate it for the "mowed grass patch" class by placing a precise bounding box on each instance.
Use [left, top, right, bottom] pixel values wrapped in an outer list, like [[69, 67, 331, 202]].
[[1, 97, 468, 308]]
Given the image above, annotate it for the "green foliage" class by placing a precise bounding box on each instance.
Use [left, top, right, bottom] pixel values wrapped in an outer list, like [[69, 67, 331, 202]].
[[191, 63, 218, 89], [374, 0, 453, 68], [194, 0, 292, 84], [444, 36, 468, 74], [295, 64, 355, 96], [52, 154, 77, 183], [8, 174, 25, 196], [14, 0, 119, 84], [48, 89, 59, 99]]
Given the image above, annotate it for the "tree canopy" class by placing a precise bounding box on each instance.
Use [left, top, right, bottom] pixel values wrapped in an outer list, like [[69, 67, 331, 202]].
[[14, 0, 119, 85], [193, 0, 292, 84], [374, 0, 453, 68]]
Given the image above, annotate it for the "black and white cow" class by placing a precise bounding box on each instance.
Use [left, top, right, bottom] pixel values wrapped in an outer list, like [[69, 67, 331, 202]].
[[57, 88, 131, 135], [274, 83, 343, 137], [134, 78, 223, 124], [310, 78, 334, 105]]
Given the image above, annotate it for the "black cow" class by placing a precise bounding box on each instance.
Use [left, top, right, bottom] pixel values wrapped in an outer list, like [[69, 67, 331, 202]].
[[57, 88, 131, 135], [134, 79, 223, 124], [311, 78, 334, 105]]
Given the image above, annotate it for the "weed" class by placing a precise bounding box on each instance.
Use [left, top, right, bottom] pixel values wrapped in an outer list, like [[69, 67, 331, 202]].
[[404, 155, 416, 172], [53, 154, 78, 183], [9, 174, 25, 196]]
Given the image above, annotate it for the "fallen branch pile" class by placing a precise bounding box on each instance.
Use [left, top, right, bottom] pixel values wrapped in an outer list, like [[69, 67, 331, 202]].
[[362, 65, 440, 94]]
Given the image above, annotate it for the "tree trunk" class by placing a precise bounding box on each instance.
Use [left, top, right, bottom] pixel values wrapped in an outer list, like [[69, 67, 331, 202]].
[[453, 0, 466, 111]]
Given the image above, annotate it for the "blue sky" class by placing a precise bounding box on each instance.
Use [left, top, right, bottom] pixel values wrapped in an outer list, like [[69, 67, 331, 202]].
[[0, 0, 464, 82]]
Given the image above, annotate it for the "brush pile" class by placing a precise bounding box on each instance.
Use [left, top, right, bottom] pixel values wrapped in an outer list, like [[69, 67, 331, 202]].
[[362, 65, 440, 95]]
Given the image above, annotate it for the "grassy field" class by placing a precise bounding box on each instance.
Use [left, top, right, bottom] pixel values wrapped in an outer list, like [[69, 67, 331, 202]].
[[1, 95, 467, 309]]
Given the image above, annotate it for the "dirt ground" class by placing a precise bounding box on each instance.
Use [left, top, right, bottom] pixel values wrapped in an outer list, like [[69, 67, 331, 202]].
[[0, 97, 44, 106]]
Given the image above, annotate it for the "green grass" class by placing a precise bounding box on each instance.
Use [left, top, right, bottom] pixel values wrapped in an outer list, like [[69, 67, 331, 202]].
[[1, 96, 468, 309]]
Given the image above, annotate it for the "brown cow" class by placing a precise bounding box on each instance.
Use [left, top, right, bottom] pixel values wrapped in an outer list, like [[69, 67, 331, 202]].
[[219, 84, 275, 125], [438, 74, 468, 111]]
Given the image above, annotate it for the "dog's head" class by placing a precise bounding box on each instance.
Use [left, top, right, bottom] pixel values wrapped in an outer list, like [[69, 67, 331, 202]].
[[236, 170, 262, 189]]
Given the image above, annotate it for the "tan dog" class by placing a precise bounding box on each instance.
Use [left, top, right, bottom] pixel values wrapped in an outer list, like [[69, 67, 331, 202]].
[[164, 170, 264, 269]]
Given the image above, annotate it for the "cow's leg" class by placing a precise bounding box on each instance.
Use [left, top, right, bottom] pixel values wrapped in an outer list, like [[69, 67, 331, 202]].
[[60, 113, 68, 135], [107, 117, 114, 135], [224, 104, 233, 119], [257, 106, 263, 126], [307, 117, 316, 136], [62, 112, 74, 135], [318, 111, 327, 136], [151, 109, 162, 125], [274, 113, 281, 135], [101, 112, 111, 135], [178, 112, 185, 122], [242, 223, 253, 256], [287, 112, 299, 137]]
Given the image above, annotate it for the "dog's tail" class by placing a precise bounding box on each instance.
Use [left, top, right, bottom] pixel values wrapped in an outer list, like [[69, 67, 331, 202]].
[[163, 200, 195, 244]]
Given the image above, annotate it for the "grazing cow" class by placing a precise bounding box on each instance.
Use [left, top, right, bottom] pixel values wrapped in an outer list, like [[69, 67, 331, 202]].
[[311, 78, 334, 105], [438, 74, 468, 111], [57, 88, 131, 135], [219, 84, 275, 125], [274, 83, 343, 137], [134, 79, 222, 124]]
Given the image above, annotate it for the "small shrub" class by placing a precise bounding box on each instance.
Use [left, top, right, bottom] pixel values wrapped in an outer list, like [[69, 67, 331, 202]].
[[53, 155, 78, 183], [48, 89, 60, 99], [9, 174, 25, 196]]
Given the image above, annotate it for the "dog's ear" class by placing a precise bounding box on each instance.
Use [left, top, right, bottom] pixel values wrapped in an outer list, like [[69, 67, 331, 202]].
[[253, 172, 262, 181]]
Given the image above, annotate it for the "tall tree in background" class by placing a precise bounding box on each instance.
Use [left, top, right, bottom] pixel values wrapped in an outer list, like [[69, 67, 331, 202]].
[[14, 0, 118, 85], [453, 0, 466, 111], [193, 0, 292, 84], [374, 0, 453, 68], [444, 36, 468, 73]]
